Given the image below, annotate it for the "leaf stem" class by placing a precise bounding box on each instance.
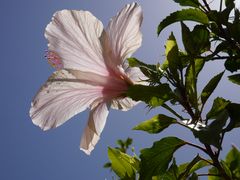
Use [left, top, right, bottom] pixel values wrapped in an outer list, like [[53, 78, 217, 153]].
[[220, 0, 223, 12], [162, 104, 184, 120], [198, 173, 222, 177], [204, 144, 232, 179], [216, 132, 225, 158], [199, 156, 213, 166], [202, 0, 211, 11], [185, 142, 208, 154]]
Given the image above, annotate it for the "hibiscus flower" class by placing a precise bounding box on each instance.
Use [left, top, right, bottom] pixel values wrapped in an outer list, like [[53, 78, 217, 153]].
[[30, 2, 145, 155]]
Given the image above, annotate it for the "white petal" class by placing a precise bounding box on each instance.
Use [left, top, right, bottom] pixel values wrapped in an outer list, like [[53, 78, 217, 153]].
[[30, 70, 103, 131], [103, 2, 143, 67], [80, 102, 109, 155], [45, 10, 109, 76], [111, 97, 137, 111], [125, 66, 148, 85]]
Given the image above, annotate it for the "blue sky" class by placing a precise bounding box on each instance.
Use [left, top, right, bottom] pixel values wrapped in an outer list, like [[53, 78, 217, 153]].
[[1, 0, 239, 179]]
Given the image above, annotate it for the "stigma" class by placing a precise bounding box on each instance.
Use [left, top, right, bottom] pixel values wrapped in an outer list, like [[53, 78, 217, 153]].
[[45, 51, 63, 70]]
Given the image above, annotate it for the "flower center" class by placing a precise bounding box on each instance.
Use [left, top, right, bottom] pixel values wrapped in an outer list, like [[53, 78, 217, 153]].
[[45, 51, 63, 70]]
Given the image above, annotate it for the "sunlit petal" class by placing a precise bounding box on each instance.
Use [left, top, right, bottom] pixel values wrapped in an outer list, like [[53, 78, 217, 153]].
[[104, 2, 143, 69], [45, 10, 108, 75], [30, 70, 103, 130], [80, 102, 109, 155]]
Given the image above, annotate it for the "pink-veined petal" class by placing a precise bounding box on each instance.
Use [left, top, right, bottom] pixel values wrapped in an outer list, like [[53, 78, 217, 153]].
[[80, 102, 109, 155], [30, 69, 103, 131], [45, 10, 109, 76], [69, 69, 130, 99], [103, 2, 143, 69]]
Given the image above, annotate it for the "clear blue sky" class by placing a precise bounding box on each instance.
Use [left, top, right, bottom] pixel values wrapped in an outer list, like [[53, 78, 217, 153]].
[[1, 0, 239, 179]]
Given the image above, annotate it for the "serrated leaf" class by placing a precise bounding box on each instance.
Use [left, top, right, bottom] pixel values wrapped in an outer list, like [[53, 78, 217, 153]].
[[220, 161, 233, 179], [225, 103, 240, 131], [224, 58, 240, 72], [127, 84, 174, 107], [178, 155, 204, 179], [128, 58, 160, 83], [158, 8, 209, 35], [206, 97, 230, 119], [173, 0, 199, 7], [181, 23, 210, 55], [208, 167, 221, 180], [139, 137, 186, 180], [201, 71, 224, 106], [133, 114, 177, 134], [191, 25, 210, 53], [221, 2, 235, 25], [225, 0, 235, 7], [165, 33, 180, 80], [205, 41, 230, 61], [225, 146, 240, 178], [156, 159, 179, 180], [185, 58, 204, 108], [181, 22, 195, 54], [194, 111, 228, 148], [189, 172, 198, 180], [228, 74, 240, 85], [209, 161, 233, 179], [179, 159, 210, 175], [108, 147, 139, 179]]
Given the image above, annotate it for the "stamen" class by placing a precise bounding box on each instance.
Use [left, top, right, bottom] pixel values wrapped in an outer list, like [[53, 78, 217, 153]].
[[45, 51, 63, 70]]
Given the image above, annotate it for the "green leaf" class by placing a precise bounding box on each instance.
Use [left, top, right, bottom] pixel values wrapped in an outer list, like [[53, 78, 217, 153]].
[[139, 137, 186, 180], [127, 84, 174, 107], [221, 161, 233, 179], [201, 71, 224, 106], [108, 147, 139, 179], [206, 97, 230, 120], [116, 138, 133, 153], [185, 59, 204, 85], [230, 9, 240, 42], [178, 155, 208, 179], [191, 25, 210, 53], [155, 159, 179, 180], [208, 167, 221, 180], [179, 159, 210, 175], [228, 74, 240, 85], [103, 162, 112, 168], [194, 111, 228, 148], [157, 8, 209, 35], [173, 0, 199, 7], [209, 161, 233, 179], [181, 22, 196, 54], [221, 2, 235, 25], [185, 58, 204, 108], [205, 41, 230, 61], [165, 33, 180, 80], [225, 103, 240, 131], [127, 58, 159, 81], [133, 114, 177, 134], [189, 172, 198, 180], [225, 0, 235, 7], [225, 145, 240, 178], [181, 23, 210, 55], [224, 58, 240, 72]]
